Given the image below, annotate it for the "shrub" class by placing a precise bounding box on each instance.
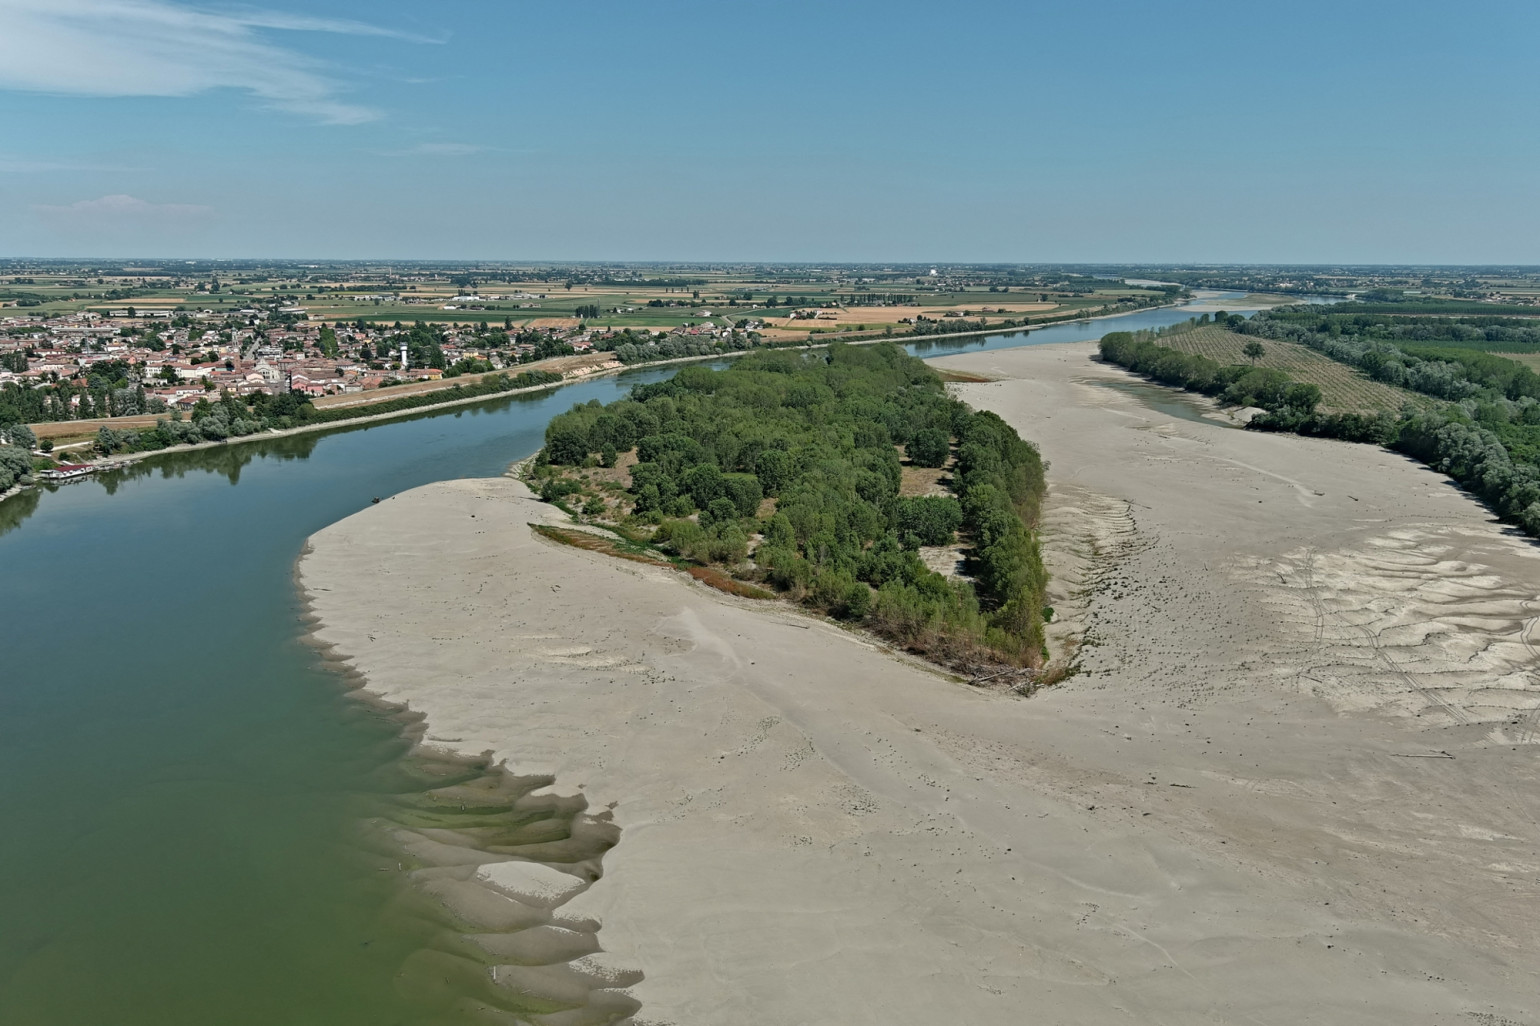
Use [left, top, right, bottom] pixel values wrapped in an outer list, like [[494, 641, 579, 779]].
[[700, 496, 740, 528]]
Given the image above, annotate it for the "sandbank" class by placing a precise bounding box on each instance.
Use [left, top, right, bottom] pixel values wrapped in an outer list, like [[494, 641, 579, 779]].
[[299, 340, 1540, 1024]]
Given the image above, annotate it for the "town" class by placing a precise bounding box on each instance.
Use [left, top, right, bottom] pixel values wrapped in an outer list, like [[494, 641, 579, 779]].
[[0, 303, 766, 422]]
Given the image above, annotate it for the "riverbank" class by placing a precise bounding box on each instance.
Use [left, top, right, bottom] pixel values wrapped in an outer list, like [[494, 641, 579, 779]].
[[300, 339, 1540, 1023], [4, 368, 603, 499]]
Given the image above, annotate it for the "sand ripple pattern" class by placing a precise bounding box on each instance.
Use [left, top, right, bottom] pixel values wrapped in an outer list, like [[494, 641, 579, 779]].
[[1249, 527, 1540, 736]]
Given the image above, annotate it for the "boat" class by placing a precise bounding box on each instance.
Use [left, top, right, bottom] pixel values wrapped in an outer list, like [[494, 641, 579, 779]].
[[39, 464, 96, 482]]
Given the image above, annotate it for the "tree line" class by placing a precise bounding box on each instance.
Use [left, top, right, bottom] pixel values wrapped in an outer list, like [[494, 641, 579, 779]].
[[88, 370, 563, 457], [1, 366, 171, 425], [1098, 332, 1323, 416], [610, 331, 754, 366]]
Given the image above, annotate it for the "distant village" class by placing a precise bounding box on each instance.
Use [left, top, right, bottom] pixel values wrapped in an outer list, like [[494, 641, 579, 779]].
[[0, 302, 762, 420]]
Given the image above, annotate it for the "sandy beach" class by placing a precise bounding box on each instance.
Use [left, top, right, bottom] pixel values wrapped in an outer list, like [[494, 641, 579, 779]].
[[299, 341, 1540, 1024]]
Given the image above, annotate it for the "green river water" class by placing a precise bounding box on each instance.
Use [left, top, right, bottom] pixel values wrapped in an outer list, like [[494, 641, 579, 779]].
[[0, 370, 689, 1025]]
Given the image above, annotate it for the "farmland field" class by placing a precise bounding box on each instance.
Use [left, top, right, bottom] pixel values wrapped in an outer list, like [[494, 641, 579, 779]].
[[1154, 325, 1433, 414], [1495, 352, 1540, 373], [1, 262, 1175, 331]]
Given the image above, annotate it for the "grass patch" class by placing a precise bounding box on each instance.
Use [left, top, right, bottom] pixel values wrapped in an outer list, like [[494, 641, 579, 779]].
[[898, 463, 950, 498], [530, 524, 669, 567], [531, 524, 773, 599], [685, 565, 774, 599], [933, 368, 995, 383]]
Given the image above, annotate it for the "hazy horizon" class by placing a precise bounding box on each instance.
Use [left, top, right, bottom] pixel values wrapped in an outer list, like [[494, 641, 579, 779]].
[[5, 259, 1539, 272]]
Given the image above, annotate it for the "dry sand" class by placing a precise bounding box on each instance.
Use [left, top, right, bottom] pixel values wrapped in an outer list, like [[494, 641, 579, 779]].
[[299, 341, 1540, 1025]]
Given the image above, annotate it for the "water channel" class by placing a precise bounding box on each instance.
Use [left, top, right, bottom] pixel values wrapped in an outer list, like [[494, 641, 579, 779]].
[[0, 292, 1288, 1023]]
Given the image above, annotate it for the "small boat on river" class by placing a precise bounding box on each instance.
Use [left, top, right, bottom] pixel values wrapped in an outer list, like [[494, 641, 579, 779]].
[[39, 464, 96, 482]]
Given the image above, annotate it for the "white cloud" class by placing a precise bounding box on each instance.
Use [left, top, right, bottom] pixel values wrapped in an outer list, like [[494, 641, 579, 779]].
[[0, 0, 432, 124], [34, 194, 212, 219]]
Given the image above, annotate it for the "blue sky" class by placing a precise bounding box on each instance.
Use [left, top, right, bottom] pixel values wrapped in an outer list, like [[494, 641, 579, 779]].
[[1, 0, 1536, 262]]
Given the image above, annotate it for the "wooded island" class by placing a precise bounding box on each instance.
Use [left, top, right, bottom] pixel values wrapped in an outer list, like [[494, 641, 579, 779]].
[[533, 342, 1053, 677]]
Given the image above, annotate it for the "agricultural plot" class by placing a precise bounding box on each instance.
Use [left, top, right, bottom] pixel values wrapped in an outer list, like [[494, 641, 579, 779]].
[[1155, 325, 1433, 414], [2, 263, 1172, 335], [1495, 352, 1540, 373]]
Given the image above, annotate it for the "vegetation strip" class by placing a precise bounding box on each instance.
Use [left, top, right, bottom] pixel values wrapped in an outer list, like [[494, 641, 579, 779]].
[[1102, 302, 1540, 538], [531, 342, 1052, 680], [530, 524, 774, 599]]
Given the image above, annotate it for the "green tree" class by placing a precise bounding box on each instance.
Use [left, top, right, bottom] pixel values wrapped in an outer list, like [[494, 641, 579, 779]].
[[754, 449, 794, 495], [0, 444, 31, 490], [1283, 382, 1322, 413], [545, 421, 590, 464], [894, 496, 963, 545], [701, 496, 740, 527], [1242, 341, 1266, 365], [907, 427, 950, 467]]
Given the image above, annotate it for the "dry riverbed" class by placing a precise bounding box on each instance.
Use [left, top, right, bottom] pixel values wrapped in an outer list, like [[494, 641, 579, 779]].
[[299, 341, 1540, 1025]]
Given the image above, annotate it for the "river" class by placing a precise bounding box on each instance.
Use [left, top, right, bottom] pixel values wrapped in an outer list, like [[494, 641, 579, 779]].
[[0, 291, 1286, 1024]]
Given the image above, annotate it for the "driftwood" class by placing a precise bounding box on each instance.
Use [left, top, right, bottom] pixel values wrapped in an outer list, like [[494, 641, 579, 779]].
[[965, 664, 1041, 696]]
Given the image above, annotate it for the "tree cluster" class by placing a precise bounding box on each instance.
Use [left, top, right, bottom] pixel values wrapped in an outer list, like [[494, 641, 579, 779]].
[[538, 343, 1050, 668], [611, 332, 751, 365], [84, 370, 563, 458], [0, 443, 30, 492], [1, 364, 171, 424]]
